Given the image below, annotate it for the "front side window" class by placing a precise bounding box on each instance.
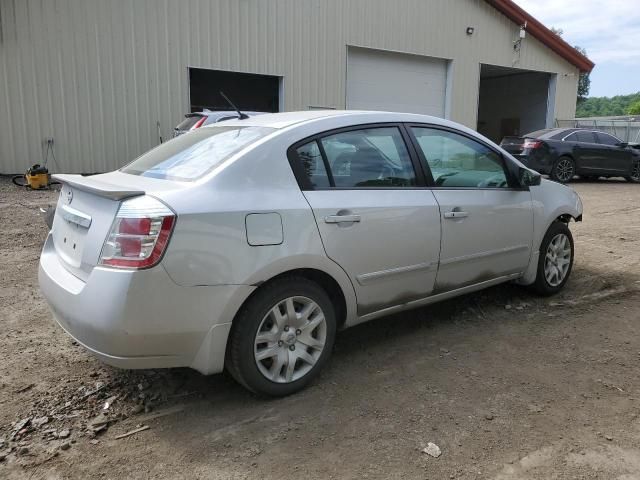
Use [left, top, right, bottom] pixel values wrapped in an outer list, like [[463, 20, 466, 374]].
[[597, 132, 621, 146], [411, 127, 509, 188], [122, 126, 275, 181], [319, 127, 416, 188]]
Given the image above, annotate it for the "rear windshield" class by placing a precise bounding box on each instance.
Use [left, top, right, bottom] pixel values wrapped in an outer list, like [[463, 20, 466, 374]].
[[175, 115, 205, 131], [551, 130, 573, 140], [523, 129, 554, 139], [121, 126, 275, 181]]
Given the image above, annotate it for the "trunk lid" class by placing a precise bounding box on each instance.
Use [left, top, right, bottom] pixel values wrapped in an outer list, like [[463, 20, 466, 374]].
[[50, 173, 182, 281], [500, 136, 525, 155]]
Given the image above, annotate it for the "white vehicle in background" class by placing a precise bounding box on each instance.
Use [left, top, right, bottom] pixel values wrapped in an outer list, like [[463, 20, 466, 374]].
[[39, 110, 582, 397], [173, 109, 266, 137]]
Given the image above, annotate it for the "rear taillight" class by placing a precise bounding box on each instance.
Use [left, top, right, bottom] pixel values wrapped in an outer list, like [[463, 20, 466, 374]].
[[192, 116, 206, 129], [523, 139, 542, 149], [99, 196, 175, 270]]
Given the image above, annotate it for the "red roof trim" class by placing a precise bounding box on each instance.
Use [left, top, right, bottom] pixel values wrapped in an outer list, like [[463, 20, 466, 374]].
[[485, 0, 595, 72]]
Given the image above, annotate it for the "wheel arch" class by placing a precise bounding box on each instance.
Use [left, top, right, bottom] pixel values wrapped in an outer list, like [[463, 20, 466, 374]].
[[555, 212, 582, 224], [240, 267, 350, 330]]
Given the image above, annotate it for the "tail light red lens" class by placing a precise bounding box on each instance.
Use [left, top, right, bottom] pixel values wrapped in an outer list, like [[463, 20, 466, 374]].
[[99, 196, 175, 270], [192, 116, 207, 129], [523, 139, 542, 149]]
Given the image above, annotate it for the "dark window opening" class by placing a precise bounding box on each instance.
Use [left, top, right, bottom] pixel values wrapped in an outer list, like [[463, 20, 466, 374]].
[[188, 68, 280, 113]]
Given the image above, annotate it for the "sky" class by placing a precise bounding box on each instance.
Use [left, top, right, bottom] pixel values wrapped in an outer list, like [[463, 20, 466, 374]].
[[514, 0, 640, 98]]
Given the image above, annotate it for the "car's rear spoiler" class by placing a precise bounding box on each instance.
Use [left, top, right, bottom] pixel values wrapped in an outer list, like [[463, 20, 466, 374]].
[[53, 174, 144, 201]]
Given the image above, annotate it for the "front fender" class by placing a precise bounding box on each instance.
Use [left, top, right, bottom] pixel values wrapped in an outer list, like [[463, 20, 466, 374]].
[[517, 180, 583, 285]]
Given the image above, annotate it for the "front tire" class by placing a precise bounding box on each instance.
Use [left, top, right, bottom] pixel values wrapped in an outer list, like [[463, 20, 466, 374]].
[[533, 222, 574, 296], [226, 276, 336, 397], [550, 156, 575, 183], [625, 159, 640, 183]]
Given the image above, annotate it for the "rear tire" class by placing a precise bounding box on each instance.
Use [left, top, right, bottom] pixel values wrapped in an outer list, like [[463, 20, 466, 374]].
[[625, 159, 640, 183], [533, 222, 574, 296], [550, 156, 575, 184], [225, 276, 336, 397]]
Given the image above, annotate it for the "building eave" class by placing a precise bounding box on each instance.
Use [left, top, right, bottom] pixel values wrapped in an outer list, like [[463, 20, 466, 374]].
[[485, 0, 595, 73]]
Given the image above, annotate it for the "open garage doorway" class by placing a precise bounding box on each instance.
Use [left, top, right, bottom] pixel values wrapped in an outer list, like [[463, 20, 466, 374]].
[[188, 68, 282, 113], [477, 64, 556, 143]]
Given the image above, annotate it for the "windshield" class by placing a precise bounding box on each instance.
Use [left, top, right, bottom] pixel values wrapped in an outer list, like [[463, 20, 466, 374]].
[[121, 126, 275, 181]]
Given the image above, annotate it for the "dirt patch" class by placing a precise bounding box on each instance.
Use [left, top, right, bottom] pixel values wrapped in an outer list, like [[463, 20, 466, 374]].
[[1, 177, 640, 479]]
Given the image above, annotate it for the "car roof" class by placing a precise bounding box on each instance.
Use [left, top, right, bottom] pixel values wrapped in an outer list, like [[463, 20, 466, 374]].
[[216, 110, 358, 128], [216, 110, 466, 131]]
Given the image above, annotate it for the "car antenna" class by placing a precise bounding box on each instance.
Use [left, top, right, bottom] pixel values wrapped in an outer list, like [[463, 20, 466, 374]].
[[220, 91, 249, 120]]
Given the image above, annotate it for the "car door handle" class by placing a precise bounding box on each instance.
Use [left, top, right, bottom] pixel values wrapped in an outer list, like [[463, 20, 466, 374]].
[[324, 214, 361, 224], [443, 211, 469, 219]]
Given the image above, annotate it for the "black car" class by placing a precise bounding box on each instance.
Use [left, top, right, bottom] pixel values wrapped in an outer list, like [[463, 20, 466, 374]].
[[501, 128, 640, 184]]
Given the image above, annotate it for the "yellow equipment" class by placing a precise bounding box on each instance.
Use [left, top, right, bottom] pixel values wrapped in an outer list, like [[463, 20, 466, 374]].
[[25, 164, 51, 189], [12, 139, 60, 190], [12, 164, 52, 189]]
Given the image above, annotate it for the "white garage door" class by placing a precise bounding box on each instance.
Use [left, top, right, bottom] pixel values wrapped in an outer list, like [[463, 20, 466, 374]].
[[346, 47, 448, 117]]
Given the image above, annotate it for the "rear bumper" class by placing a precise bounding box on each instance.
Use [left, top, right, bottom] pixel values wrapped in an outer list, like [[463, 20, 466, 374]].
[[38, 234, 254, 374]]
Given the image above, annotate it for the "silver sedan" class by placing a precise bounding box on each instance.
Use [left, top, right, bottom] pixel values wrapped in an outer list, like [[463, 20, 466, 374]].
[[39, 111, 582, 396]]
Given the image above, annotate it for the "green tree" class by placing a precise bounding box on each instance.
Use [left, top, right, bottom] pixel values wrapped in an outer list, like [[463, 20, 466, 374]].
[[551, 28, 590, 104], [628, 100, 640, 115], [577, 71, 591, 103], [576, 92, 640, 118], [573, 46, 591, 103]]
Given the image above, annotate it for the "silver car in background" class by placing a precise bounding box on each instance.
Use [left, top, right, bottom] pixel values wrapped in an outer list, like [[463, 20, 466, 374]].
[[39, 111, 583, 396], [173, 109, 265, 137]]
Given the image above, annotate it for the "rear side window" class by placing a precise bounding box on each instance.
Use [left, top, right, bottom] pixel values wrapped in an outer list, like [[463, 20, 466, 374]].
[[122, 126, 275, 181], [291, 127, 417, 189], [295, 141, 331, 188], [597, 132, 621, 146], [320, 128, 416, 188], [575, 131, 597, 143]]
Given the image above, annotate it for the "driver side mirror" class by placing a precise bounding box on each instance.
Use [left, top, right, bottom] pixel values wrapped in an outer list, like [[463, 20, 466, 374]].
[[519, 167, 541, 187], [616, 142, 629, 148]]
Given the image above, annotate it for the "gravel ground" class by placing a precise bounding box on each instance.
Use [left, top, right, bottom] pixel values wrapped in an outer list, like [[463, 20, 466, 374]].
[[1, 176, 639, 479]]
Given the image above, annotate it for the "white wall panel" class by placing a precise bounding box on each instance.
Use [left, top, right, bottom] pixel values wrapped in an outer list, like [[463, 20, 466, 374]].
[[347, 47, 448, 117], [0, 0, 580, 173]]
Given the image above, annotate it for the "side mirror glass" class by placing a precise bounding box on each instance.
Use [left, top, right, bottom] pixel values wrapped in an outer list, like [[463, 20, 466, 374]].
[[520, 167, 541, 187], [617, 142, 628, 148]]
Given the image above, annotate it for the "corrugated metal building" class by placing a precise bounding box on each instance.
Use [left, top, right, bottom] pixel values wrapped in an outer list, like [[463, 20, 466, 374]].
[[0, 0, 593, 174]]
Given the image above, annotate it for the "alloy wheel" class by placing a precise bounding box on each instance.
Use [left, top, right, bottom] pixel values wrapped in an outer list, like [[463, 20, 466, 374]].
[[555, 158, 574, 183], [631, 161, 640, 182], [254, 296, 327, 383], [544, 233, 572, 287]]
